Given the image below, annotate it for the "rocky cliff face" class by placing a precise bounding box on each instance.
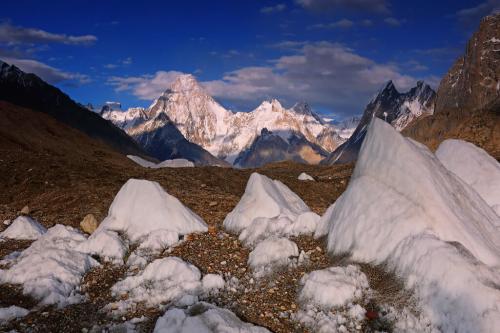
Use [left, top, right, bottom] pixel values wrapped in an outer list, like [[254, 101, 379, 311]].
[[0, 60, 146, 157], [435, 14, 500, 114], [323, 80, 436, 164], [404, 13, 500, 159]]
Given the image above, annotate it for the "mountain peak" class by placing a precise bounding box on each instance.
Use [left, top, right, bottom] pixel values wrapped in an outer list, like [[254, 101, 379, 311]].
[[170, 74, 203, 93]]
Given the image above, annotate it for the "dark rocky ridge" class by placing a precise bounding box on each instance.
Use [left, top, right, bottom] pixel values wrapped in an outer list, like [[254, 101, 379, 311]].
[[234, 128, 328, 168], [323, 81, 436, 164], [405, 13, 500, 159], [0, 60, 146, 157]]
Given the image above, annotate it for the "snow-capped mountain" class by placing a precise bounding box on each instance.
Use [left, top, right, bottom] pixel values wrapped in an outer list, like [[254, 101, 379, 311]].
[[103, 74, 345, 166], [323, 80, 436, 165], [335, 116, 361, 139], [233, 128, 328, 168], [102, 106, 148, 130], [148, 75, 342, 163]]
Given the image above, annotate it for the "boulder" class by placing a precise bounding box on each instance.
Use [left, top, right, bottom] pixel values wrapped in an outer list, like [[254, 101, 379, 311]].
[[80, 214, 99, 234]]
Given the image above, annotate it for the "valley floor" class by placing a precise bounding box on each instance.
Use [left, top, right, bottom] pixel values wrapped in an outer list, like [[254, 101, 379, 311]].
[[0, 143, 417, 332]]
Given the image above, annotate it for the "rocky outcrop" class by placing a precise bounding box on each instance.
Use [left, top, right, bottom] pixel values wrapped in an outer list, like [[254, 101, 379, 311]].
[[323, 81, 436, 164], [404, 13, 500, 159], [0, 60, 146, 157], [234, 128, 328, 168]]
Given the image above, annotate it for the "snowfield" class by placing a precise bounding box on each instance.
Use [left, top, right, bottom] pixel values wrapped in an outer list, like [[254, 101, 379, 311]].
[[436, 139, 500, 215], [319, 118, 500, 332], [127, 155, 195, 168], [0, 216, 46, 240]]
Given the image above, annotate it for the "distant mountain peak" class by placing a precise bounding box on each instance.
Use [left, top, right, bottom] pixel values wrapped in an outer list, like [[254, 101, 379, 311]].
[[169, 74, 203, 93]]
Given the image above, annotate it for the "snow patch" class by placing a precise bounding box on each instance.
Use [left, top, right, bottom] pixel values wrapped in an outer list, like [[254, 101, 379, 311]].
[[248, 237, 299, 277], [298, 265, 370, 309], [153, 302, 270, 333], [0, 216, 46, 240], [0, 306, 29, 323], [110, 257, 202, 313], [127, 155, 194, 168], [298, 172, 315, 181]]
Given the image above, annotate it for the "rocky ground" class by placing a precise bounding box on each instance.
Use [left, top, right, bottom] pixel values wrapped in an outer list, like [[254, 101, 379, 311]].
[[0, 103, 416, 332]]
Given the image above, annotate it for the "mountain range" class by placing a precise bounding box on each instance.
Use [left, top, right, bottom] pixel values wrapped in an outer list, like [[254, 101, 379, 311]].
[[102, 74, 435, 167]]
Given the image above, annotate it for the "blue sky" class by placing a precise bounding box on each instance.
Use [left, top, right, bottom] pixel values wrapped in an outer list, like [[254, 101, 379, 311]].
[[1, 0, 498, 119]]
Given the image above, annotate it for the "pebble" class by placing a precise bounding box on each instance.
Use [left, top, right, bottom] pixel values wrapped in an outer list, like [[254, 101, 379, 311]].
[[3, 219, 11, 225], [220, 260, 227, 265], [20, 205, 30, 215], [209, 201, 218, 207]]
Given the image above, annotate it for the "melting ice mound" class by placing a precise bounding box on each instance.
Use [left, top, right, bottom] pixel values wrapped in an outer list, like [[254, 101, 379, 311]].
[[320, 119, 500, 332], [0, 225, 98, 307], [127, 155, 194, 168], [95, 179, 207, 242], [436, 139, 500, 215], [0, 216, 46, 240], [154, 302, 270, 333], [223, 173, 319, 245]]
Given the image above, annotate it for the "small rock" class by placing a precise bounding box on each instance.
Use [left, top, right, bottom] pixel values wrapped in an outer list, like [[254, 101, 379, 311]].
[[291, 303, 297, 309], [200, 184, 207, 188], [220, 260, 227, 265], [80, 214, 99, 234], [209, 201, 218, 207], [20, 205, 30, 215], [3, 219, 11, 226], [315, 246, 322, 252]]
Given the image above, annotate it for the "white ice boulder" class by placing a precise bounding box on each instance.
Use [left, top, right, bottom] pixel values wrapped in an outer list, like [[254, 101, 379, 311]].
[[248, 237, 298, 275], [76, 230, 127, 265], [0, 225, 98, 307], [153, 302, 270, 333], [201, 274, 225, 292], [298, 265, 370, 309], [127, 155, 194, 168], [95, 179, 207, 243], [322, 118, 500, 332], [436, 139, 500, 215], [156, 158, 195, 168], [224, 173, 319, 245], [0, 306, 29, 323], [111, 257, 202, 310], [0, 216, 46, 240], [298, 172, 315, 181]]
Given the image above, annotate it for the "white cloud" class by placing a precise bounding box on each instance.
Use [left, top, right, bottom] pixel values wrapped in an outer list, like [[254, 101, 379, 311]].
[[455, 0, 500, 26], [296, 0, 390, 14], [384, 17, 405, 26], [108, 70, 185, 100], [0, 22, 97, 45], [203, 42, 428, 115], [3, 57, 90, 85], [261, 3, 287, 14], [108, 42, 436, 116], [309, 19, 354, 29]]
